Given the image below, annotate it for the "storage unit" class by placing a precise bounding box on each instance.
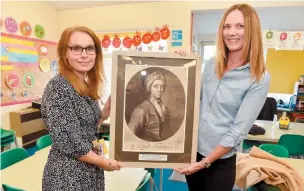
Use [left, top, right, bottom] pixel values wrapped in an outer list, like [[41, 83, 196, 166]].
[[9, 108, 48, 148], [294, 84, 304, 122]]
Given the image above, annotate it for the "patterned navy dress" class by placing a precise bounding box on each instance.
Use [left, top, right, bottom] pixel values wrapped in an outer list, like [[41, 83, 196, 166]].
[[41, 74, 104, 191]]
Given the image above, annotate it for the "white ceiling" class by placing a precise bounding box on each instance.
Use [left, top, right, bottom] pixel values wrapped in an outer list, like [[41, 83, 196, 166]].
[[193, 6, 304, 37], [45, 1, 153, 10]]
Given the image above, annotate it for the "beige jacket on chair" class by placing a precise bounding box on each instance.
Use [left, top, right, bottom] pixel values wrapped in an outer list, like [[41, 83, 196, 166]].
[[236, 146, 304, 191]]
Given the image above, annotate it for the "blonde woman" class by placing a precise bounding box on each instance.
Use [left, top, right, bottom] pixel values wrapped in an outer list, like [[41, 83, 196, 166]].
[[176, 4, 270, 191], [41, 26, 120, 191]]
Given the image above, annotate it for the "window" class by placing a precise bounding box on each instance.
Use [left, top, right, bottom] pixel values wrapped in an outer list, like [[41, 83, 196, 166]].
[[201, 41, 216, 72], [199, 42, 268, 75]]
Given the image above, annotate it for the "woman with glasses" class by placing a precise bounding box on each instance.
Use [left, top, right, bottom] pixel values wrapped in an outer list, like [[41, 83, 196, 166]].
[[41, 26, 121, 191]]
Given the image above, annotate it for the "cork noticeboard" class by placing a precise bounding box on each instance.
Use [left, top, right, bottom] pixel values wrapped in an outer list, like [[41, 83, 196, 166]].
[[1, 32, 58, 106]]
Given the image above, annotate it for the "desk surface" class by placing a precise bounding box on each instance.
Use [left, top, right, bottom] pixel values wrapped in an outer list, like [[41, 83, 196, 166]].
[[280, 157, 304, 177], [1, 147, 147, 191], [104, 119, 304, 143], [246, 120, 304, 142]]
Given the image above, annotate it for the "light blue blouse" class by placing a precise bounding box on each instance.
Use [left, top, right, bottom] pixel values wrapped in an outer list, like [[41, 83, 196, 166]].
[[198, 58, 270, 158]]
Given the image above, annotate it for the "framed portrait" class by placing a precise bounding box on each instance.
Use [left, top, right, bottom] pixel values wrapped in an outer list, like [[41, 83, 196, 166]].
[[110, 51, 202, 168]]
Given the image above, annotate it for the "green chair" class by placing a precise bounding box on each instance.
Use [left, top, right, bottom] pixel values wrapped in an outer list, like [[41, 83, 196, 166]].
[[36, 134, 52, 151], [0, 148, 29, 170], [248, 144, 288, 191], [1, 137, 16, 146], [136, 172, 151, 191], [1, 128, 17, 151], [259, 144, 289, 158], [278, 134, 304, 157], [2, 184, 26, 191]]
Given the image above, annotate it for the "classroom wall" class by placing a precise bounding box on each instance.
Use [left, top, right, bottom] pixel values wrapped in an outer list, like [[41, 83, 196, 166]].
[[2, 1, 304, 130], [2, 1, 59, 41], [266, 49, 304, 94], [58, 2, 192, 52], [58, 1, 304, 53], [1, 1, 58, 130]]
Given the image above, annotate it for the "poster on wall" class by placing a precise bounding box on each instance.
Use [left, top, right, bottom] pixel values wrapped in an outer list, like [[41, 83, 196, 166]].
[[38, 44, 48, 56], [289, 32, 303, 50], [0, 32, 57, 106], [51, 60, 59, 74], [34, 24, 45, 39], [4, 17, 18, 34], [276, 31, 290, 50], [6, 73, 20, 89], [171, 30, 183, 47], [110, 51, 201, 168], [22, 72, 35, 88], [0, 33, 39, 66], [19, 21, 32, 37], [262, 30, 279, 49], [39, 58, 51, 72], [263, 30, 304, 50]]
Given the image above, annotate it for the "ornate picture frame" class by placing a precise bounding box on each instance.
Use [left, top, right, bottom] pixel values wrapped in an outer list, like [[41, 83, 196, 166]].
[[110, 51, 201, 168]]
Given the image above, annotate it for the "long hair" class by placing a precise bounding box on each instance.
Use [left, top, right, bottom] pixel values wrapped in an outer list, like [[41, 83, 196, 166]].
[[215, 4, 265, 81], [57, 26, 104, 100]]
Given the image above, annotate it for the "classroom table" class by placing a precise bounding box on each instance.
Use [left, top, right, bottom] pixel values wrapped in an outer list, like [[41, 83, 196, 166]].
[[246, 120, 304, 143], [281, 157, 304, 177], [1, 146, 147, 191], [106, 119, 304, 143]]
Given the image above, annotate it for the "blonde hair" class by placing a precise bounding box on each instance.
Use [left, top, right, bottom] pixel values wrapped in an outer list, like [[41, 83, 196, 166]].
[[215, 4, 265, 81], [57, 26, 104, 100]]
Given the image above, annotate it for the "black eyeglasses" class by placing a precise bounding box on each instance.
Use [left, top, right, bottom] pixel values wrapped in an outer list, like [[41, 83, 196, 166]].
[[67, 45, 96, 55]]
